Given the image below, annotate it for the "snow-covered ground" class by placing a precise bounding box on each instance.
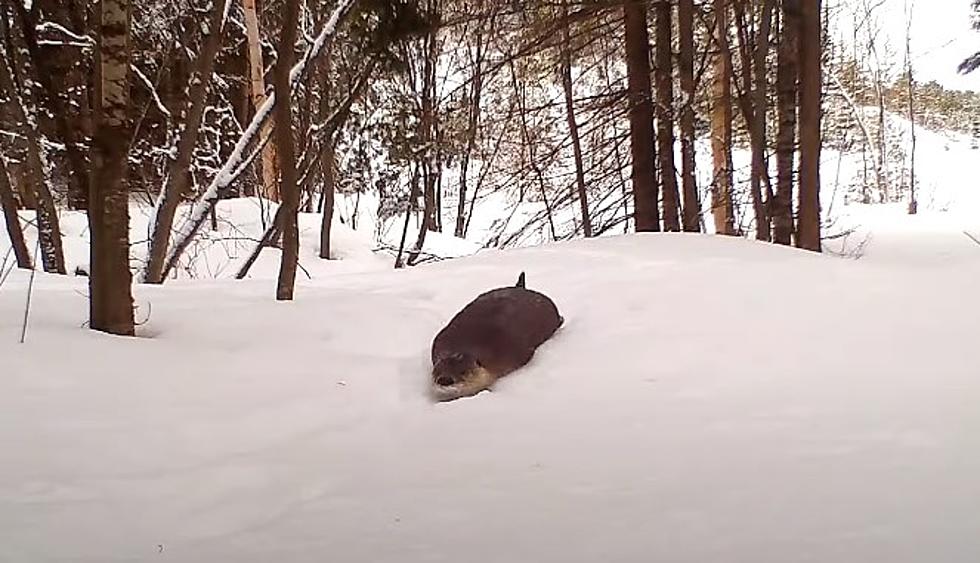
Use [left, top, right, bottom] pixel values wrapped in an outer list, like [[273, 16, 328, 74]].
[[3, 212, 980, 561]]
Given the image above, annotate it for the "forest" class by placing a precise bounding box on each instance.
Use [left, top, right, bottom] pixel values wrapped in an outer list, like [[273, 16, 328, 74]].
[[4, 2, 980, 560], [2, 0, 979, 336]]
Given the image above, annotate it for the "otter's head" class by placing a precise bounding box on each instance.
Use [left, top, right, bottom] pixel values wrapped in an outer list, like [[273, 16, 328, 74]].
[[430, 352, 495, 402]]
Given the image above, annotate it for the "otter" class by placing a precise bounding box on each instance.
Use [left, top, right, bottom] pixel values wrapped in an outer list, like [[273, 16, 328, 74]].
[[430, 272, 564, 402]]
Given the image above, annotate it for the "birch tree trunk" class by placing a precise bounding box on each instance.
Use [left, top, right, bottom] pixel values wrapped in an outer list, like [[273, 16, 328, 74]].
[[274, 0, 300, 300], [623, 0, 660, 232], [90, 0, 135, 335]]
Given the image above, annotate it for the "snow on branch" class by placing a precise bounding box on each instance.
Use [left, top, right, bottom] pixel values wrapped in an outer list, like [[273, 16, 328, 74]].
[[36, 21, 94, 45], [131, 64, 172, 118], [161, 0, 359, 279]]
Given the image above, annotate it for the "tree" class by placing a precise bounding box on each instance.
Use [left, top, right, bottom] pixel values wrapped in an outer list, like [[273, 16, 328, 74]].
[[274, 0, 301, 301], [711, 0, 735, 235], [677, 0, 700, 232], [623, 0, 660, 232], [89, 0, 135, 335], [243, 0, 280, 201], [773, 0, 799, 245], [655, 0, 680, 231], [143, 0, 230, 284], [796, 0, 821, 251], [0, 156, 32, 269], [559, 0, 593, 237], [0, 42, 66, 273]]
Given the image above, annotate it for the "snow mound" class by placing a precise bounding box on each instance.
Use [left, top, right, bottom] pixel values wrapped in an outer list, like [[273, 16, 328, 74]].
[[1, 233, 978, 562]]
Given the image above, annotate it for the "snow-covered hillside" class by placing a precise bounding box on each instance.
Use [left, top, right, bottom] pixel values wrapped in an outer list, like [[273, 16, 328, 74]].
[[2, 226, 980, 562]]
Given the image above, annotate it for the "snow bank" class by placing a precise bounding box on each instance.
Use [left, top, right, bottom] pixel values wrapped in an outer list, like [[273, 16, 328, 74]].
[[2, 232, 979, 562]]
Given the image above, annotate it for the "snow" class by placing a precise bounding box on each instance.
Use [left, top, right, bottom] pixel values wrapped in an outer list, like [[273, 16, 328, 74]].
[[3, 215, 980, 561]]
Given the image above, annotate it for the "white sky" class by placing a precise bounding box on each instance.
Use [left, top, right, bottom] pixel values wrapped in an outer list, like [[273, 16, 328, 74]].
[[829, 0, 980, 91]]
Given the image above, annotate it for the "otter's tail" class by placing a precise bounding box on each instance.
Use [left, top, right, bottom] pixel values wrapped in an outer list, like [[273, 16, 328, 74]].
[[516, 271, 526, 288]]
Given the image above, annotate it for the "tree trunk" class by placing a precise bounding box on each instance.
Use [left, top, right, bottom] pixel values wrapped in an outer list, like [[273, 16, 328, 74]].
[[274, 0, 300, 300], [560, 0, 592, 237], [754, 0, 776, 239], [655, 0, 680, 231], [456, 18, 485, 237], [90, 0, 135, 335], [730, 0, 771, 241], [678, 0, 700, 232], [905, 27, 918, 215], [395, 166, 421, 269], [623, 0, 660, 232], [774, 0, 799, 245], [13, 4, 92, 211], [319, 142, 335, 259], [0, 43, 65, 273], [711, 0, 736, 235], [0, 157, 32, 269], [143, 0, 229, 284], [243, 0, 279, 201], [796, 0, 821, 251], [421, 25, 439, 234]]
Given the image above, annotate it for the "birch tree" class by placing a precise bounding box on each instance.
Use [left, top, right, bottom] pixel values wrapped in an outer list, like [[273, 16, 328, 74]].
[[90, 0, 135, 335]]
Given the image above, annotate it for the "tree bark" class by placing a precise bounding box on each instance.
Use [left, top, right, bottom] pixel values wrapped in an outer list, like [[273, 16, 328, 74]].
[[754, 0, 776, 239], [143, 0, 229, 284], [13, 3, 92, 211], [655, 0, 680, 231], [905, 25, 918, 215], [319, 142, 335, 259], [796, 0, 821, 251], [711, 0, 736, 235], [274, 0, 300, 300], [774, 0, 799, 245], [243, 0, 280, 201], [90, 0, 135, 335], [0, 46, 66, 273], [623, 0, 660, 232], [560, 0, 592, 237], [678, 0, 700, 232], [0, 157, 32, 269]]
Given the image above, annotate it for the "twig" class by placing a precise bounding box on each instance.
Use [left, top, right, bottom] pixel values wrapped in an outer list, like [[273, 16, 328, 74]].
[[20, 235, 41, 343], [964, 230, 980, 247]]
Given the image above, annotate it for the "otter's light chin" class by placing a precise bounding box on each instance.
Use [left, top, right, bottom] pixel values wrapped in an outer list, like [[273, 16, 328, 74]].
[[430, 367, 495, 402]]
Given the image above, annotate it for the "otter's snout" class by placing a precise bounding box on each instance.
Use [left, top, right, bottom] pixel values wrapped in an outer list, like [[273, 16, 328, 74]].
[[436, 375, 455, 386]]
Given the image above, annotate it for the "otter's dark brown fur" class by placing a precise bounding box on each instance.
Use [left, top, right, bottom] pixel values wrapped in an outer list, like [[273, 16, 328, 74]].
[[430, 272, 563, 401]]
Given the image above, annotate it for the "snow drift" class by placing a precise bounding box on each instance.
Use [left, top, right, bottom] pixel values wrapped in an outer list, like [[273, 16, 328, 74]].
[[2, 231, 979, 562]]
